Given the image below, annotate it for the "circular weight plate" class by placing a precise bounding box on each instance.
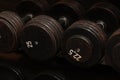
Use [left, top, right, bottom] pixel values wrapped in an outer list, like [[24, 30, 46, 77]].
[[0, 19, 16, 52], [0, 11, 23, 35], [35, 15, 63, 49], [21, 15, 64, 61], [106, 29, 120, 72], [49, 0, 84, 29], [0, 11, 23, 52], [86, 2, 120, 35], [62, 20, 106, 67], [21, 24, 57, 61]]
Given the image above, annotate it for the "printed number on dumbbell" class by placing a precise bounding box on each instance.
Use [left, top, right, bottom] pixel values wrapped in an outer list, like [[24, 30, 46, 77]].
[[26, 41, 33, 48], [68, 49, 82, 61]]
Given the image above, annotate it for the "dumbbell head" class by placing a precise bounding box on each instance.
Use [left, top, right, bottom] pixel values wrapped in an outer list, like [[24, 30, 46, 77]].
[[86, 2, 120, 35], [105, 29, 120, 72], [20, 15, 63, 61], [16, 0, 49, 17], [62, 2, 120, 67], [0, 62, 24, 80], [49, 0, 85, 29], [0, 11, 23, 52], [62, 20, 106, 67]]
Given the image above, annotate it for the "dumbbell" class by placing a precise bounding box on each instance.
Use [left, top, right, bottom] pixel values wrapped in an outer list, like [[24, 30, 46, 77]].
[[49, 0, 105, 29], [62, 2, 120, 67], [105, 29, 120, 72], [0, 0, 51, 53], [48, 0, 85, 29], [20, 0, 85, 61], [88, 1, 120, 71], [0, 11, 33, 53], [20, 0, 104, 62]]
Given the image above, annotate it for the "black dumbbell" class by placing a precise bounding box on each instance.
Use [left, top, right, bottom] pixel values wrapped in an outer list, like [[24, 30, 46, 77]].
[[49, 0, 85, 29], [20, 15, 63, 61], [103, 2, 120, 73], [0, 11, 33, 52], [0, 0, 52, 53], [20, 0, 85, 61], [20, 0, 103, 62], [105, 28, 120, 72], [62, 2, 120, 67], [48, 0, 104, 29]]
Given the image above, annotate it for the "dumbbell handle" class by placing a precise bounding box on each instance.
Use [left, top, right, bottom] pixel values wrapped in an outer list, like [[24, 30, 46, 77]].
[[21, 14, 33, 23]]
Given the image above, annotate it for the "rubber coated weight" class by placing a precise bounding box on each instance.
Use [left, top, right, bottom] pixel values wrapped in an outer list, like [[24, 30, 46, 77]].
[[62, 20, 106, 67], [62, 2, 120, 67], [106, 29, 120, 72], [49, 0, 85, 29], [20, 15, 63, 61], [0, 11, 23, 52]]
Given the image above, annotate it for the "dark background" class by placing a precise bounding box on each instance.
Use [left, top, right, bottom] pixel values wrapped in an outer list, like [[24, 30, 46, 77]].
[[0, 0, 22, 11], [0, 0, 120, 80]]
